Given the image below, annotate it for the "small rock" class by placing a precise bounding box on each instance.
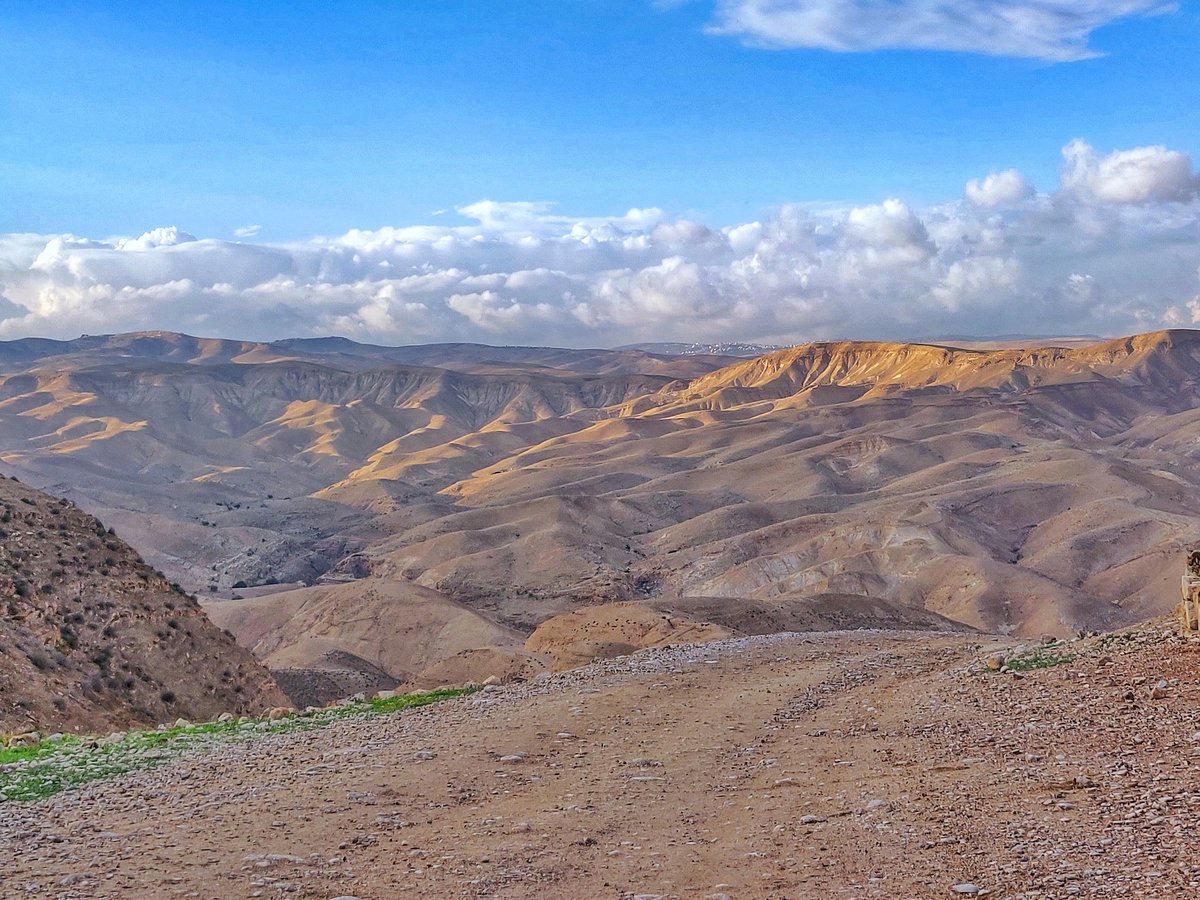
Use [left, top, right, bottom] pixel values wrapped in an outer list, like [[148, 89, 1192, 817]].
[[482, 675, 502, 686], [952, 885, 980, 895], [627, 757, 663, 768], [414, 749, 437, 760]]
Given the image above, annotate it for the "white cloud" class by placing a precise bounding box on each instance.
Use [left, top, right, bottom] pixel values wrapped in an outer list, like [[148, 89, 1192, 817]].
[[707, 0, 1173, 61], [116, 226, 197, 251], [234, 224, 262, 238], [966, 169, 1035, 207], [2, 140, 1200, 347], [1060, 139, 1199, 204], [842, 199, 934, 268]]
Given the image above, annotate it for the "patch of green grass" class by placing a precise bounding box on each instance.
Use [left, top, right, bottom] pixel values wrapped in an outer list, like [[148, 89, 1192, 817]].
[[1002, 643, 1078, 672], [0, 687, 474, 803]]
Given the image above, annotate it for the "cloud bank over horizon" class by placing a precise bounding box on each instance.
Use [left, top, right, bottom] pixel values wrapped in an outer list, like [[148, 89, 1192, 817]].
[[2, 139, 1199, 348]]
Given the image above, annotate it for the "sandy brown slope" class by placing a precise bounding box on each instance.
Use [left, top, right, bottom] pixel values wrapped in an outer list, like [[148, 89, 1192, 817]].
[[205, 578, 525, 679], [0, 476, 287, 734], [378, 330, 1200, 638], [3, 626, 1198, 898], [0, 344, 686, 590]]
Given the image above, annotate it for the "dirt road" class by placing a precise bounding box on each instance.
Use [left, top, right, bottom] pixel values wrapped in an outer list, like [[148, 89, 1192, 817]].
[[3, 628, 1200, 898]]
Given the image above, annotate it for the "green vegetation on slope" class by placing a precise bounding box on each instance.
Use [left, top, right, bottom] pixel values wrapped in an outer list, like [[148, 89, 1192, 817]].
[[0, 687, 474, 803]]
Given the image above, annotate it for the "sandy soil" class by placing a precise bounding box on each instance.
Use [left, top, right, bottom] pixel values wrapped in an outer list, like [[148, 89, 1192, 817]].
[[3, 626, 1200, 899]]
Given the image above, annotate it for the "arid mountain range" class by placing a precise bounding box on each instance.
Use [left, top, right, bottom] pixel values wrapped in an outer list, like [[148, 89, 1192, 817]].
[[3, 328, 1199, 699]]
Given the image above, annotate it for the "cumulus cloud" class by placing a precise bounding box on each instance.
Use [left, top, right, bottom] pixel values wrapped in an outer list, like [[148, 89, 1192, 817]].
[[707, 0, 1173, 61], [966, 169, 1035, 207], [1060, 139, 1199, 204], [115, 226, 197, 250], [1, 140, 1200, 347]]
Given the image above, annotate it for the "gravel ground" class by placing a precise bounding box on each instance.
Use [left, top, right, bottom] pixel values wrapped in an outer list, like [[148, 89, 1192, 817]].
[[2, 626, 1199, 899]]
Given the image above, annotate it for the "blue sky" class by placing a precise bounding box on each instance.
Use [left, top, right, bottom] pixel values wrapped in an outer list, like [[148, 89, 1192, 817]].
[[1, 1, 1198, 345], [2, 1, 1195, 238]]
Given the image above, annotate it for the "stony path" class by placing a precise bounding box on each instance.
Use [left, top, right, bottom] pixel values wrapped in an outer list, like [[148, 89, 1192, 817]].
[[2, 628, 1199, 898]]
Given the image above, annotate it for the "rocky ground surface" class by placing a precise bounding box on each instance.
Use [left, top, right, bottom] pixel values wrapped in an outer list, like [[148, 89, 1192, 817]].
[[2, 625, 1200, 899]]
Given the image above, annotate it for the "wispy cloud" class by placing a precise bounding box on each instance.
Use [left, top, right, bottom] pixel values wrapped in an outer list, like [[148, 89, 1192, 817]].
[[706, 1, 1174, 61], [1, 140, 1198, 346], [234, 224, 262, 238]]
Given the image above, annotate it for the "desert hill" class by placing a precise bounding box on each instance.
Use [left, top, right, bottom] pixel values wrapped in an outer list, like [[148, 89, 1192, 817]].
[[0, 476, 287, 733], [4, 329, 1200, 694], [204, 577, 530, 705]]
